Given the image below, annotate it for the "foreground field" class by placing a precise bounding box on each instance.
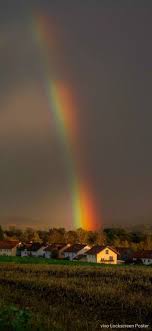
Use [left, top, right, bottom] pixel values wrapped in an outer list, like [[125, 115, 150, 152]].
[[0, 264, 152, 330]]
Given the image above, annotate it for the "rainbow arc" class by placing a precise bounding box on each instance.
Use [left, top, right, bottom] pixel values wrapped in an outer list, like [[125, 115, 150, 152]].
[[32, 13, 100, 230]]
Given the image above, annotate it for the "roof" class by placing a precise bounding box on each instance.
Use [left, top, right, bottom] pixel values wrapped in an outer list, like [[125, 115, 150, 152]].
[[108, 246, 119, 254], [27, 242, 45, 251], [86, 245, 118, 255], [64, 244, 87, 253], [17, 243, 32, 251], [0, 240, 19, 249], [133, 250, 152, 259], [44, 243, 67, 252]]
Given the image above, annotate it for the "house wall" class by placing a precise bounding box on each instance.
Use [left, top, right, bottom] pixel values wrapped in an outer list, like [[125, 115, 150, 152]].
[[78, 255, 87, 262], [45, 251, 51, 259], [64, 252, 76, 260], [21, 247, 46, 257], [21, 249, 30, 257], [87, 254, 97, 263], [141, 258, 152, 265], [12, 247, 17, 256], [87, 248, 117, 264], [0, 247, 17, 256], [97, 248, 117, 264], [133, 257, 152, 265], [30, 247, 45, 257]]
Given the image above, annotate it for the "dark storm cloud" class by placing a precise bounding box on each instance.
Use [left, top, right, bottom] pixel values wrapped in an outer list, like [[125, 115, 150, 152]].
[[0, 0, 152, 227], [52, 3, 152, 223], [0, 19, 41, 97]]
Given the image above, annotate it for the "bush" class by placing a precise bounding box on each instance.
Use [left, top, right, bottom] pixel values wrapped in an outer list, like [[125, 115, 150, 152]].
[[0, 306, 31, 331]]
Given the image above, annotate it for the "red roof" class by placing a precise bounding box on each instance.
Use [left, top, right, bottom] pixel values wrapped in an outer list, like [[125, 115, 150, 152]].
[[0, 240, 19, 249], [87, 245, 118, 255], [64, 244, 87, 253]]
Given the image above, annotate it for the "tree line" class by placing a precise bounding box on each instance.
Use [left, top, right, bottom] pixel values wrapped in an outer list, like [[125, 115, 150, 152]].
[[0, 225, 152, 251]]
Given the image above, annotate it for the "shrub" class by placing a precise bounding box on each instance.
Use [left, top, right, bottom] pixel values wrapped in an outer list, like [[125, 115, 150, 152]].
[[0, 306, 31, 331]]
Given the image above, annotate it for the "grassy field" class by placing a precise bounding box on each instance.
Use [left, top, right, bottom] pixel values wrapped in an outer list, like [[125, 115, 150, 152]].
[[0, 262, 152, 330], [0, 255, 101, 266], [0, 255, 151, 267]]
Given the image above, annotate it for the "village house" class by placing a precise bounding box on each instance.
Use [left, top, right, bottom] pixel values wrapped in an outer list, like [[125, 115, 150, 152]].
[[21, 242, 47, 257], [44, 243, 70, 259], [132, 250, 152, 265], [19, 243, 32, 257], [0, 240, 19, 256], [63, 244, 91, 261], [86, 245, 118, 264], [73, 254, 87, 262]]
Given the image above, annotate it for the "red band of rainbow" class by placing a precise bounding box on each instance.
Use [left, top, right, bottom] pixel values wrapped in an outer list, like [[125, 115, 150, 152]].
[[31, 13, 101, 230]]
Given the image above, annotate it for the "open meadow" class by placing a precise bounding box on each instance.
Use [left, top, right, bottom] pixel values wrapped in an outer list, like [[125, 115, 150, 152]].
[[0, 260, 152, 330]]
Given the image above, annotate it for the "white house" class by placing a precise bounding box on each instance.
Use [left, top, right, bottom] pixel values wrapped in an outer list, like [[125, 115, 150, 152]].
[[132, 250, 152, 265], [63, 244, 91, 261], [0, 240, 19, 256], [86, 245, 118, 264], [20, 243, 32, 257], [44, 243, 70, 259], [73, 254, 87, 262], [21, 243, 47, 257]]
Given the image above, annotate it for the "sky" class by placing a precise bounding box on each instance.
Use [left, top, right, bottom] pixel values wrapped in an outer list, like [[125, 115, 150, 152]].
[[0, 0, 152, 229]]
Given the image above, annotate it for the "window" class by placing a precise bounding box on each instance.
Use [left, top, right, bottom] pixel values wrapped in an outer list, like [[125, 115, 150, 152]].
[[109, 256, 113, 261], [105, 250, 109, 254]]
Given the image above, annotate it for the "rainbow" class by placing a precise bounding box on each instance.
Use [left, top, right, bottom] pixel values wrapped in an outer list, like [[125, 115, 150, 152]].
[[31, 13, 100, 230]]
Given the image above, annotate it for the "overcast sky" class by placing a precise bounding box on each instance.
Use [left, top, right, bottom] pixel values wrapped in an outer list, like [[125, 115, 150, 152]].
[[0, 1, 152, 228]]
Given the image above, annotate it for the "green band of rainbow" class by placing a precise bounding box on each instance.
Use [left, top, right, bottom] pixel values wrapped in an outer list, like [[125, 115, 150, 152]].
[[31, 13, 100, 230]]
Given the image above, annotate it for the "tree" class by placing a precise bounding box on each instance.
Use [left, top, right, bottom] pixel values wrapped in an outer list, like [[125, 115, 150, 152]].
[[103, 228, 118, 243], [32, 232, 42, 243], [37, 231, 49, 243], [24, 228, 34, 242], [85, 231, 98, 246], [0, 225, 4, 240], [76, 228, 87, 243], [65, 231, 78, 244], [96, 230, 106, 245], [113, 238, 121, 247], [143, 235, 152, 250], [130, 231, 146, 244], [48, 228, 66, 243], [120, 240, 129, 248]]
